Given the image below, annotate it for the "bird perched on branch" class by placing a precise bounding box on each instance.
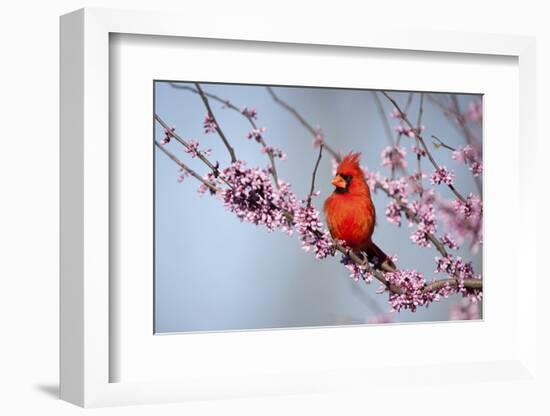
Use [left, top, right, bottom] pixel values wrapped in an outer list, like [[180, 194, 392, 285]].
[[324, 152, 395, 271]]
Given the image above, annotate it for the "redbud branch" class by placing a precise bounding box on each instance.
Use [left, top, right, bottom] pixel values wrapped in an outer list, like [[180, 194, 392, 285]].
[[266, 86, 342, 162], [426, 94, 481, 153], [431, 135, 457, 151], [306, 145, 324, 207], [373, 184, 449, 258], [425, 94, 483, 194], [450, 94, 480, 151], [265, 88, 450, 257], [194, 83, 237, 163], [372, 91, 396, 146], [415, 93, 425, 194], [154, 141, 219, 193], [169, 83, 280, 188], [156, 117, 482, 297], [154, 113, 233, 188], [381, 91, 467, 204]]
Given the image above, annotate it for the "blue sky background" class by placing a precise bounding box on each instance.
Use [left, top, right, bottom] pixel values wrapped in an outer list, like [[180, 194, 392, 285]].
[[154, 82, 482, 333]]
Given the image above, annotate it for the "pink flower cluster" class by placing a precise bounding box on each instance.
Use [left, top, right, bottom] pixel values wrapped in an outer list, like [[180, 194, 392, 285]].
[[246, 127, 267, 142], [430, 166, 455, 186], [394, 124, 425, 138], [184, 139, 212, 158], [411, 145, 426, 157], [340, 254, 374, 282], [435, 254, 482, 301], [161, 127, 175, 145], [409, 200, 437, 248], [439, 193, 483, 253], [241, 107, 258, 120], [262, 146, 286, 160], [294, 204, 334, 259], [384, 269, 444, 312], [381, 146, 407, 170], [203, 115, 217, 134], [220, 161, 291, 231], [452, 145, 483, 177], [216, 161, 334, 258]]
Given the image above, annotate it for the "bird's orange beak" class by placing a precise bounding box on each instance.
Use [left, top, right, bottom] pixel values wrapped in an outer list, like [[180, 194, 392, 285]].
[[331, 174, 347, 189]]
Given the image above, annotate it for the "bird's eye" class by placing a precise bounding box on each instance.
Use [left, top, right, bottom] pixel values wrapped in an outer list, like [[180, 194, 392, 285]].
[[341, 174, 352, 184]]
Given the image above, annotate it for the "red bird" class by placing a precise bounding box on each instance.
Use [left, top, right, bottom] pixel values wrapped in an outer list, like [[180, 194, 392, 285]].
[[324, 152, 395, 270]]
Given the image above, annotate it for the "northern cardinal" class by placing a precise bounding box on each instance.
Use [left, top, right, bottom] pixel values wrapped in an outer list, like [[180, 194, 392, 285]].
[[324, 152, 395, 271]]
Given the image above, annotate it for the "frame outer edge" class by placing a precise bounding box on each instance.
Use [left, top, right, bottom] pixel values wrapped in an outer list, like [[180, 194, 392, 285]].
[[60, 8, 85, 407]]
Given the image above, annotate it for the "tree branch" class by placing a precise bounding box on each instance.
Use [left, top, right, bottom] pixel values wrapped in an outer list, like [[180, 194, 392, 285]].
[[154, 113, 233, 189], [154, 141, 219, 193], [170, 82, 280, 188], [266, 86, 342, 162], [194, 83, 237, 163], [307, 145, 323, 207], [381, 91, 467, 204]]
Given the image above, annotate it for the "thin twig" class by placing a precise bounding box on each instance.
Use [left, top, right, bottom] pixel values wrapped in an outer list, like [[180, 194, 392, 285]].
[[414, 93, 425, 194], [426, 94, 480, 150], [307, 145, 324, 207], [382, 92, 467, 204], [450, 94, 478, 150], [266, 86, 342, 162], [154, 113, 232, 188], [157, 123, 480, 295], [427, 94, 483, 194], [431, 135, 457, 151], [170, 83, 280, 188], [266, 88, 449, 257], [372, 91, 395, 146], [155, 141, 219, 193], [194, 83, 237, 163]]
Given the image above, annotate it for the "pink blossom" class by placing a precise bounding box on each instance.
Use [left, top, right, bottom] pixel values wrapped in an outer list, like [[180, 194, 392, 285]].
[[203, 115, 217, 134], [411, 145, 426, 157], [470, 161, 483, 176], [161, 127, 175, 144], [220, 161, 290, 231], [246, 127, 267, 142], [409, 202, 436, 248], [294, 204, 334, 259], [439, 193, 483, 254], [177, 168, 190, 183], [441, 233, 459, 249], [384, 269, 439, 312], [452, 145, 482, 176], [381, 146, 408, 170], [262, 146, 286, 160], [435, 254, 482, 301], [451, 145, 477, 164], [183, 140, 211, 158], [430, 166, 455, 186], [395, 125, 424, 138], [385, 201, 402, 226], [340, 254, 374, 282], [241, 107, 258, 120]]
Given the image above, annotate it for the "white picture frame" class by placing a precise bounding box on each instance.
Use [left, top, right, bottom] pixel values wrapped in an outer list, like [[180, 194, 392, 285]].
[[60, 7, 538, 408]]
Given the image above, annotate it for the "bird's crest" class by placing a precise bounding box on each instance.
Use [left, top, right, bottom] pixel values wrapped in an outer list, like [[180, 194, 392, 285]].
[[337, 152, 363, 176]]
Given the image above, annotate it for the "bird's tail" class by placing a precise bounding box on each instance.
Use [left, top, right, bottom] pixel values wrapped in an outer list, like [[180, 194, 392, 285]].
[[365, 242, 396, 272]]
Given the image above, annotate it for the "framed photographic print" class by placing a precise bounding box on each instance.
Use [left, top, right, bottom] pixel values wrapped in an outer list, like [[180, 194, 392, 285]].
[[60, 8, 538, 407]]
